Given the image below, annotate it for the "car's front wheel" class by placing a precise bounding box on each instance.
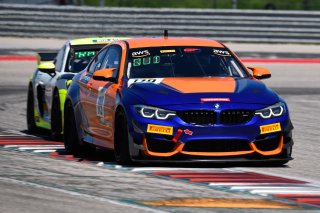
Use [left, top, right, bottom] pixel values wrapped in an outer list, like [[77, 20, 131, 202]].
[[26, 83, 38, 132], [114, 110, 132, 165], [63, 100, 81, 155], [51, 91, 62, 141]]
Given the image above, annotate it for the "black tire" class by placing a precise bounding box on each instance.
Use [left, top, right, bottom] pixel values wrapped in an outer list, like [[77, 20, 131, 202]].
[[63, 100, 81, 155], [51, 91, 62, 141], [114, 110, 132, 165], [27, 83, 38, 132]]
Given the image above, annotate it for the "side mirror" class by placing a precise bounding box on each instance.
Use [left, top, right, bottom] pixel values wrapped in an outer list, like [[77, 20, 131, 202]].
[[248, 67, 271, 80], [93, 68, 117, 82], [38, 62, 55, 74]]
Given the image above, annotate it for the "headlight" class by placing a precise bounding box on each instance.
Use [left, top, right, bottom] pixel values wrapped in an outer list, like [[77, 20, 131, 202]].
[[255, 102, 286, 119], [134, 105, 176, 120]]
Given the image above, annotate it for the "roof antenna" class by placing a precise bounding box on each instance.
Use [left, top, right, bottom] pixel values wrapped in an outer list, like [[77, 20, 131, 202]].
[[164, 29, 168, 39]]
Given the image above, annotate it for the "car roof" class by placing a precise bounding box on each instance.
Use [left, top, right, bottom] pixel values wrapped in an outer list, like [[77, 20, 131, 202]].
[[69, 37, 128, 46], [123, 37, 225, 49]]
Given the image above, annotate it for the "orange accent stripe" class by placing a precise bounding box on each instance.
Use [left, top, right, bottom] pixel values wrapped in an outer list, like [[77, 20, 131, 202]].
[[162, 77, 236, 93], [142, 134, 284, 158], [251, 135, 284, 156], [142, 135, 184, 157]]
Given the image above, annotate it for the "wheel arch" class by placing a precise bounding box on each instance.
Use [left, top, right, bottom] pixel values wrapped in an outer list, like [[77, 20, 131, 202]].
[[114, 103, 139, 159], [114, 105, 126, 125], [64, 93, 84, 143]]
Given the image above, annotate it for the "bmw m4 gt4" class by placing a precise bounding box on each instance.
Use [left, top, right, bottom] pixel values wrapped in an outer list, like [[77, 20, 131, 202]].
[[64, 37, 293, 165]]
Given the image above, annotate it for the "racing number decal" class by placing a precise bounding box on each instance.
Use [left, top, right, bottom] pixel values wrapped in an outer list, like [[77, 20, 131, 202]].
[[96, 82, 114, 125], [96, 87, 106, 124], [132, 56, 160, 67]]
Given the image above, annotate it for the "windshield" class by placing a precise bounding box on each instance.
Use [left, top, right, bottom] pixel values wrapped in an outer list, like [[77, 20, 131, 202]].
[[127, 46, 249, 78], [66, 45, 104, 73]]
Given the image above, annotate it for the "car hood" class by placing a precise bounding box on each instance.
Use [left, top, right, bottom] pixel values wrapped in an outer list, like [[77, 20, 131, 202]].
[[126, 77, 279, 106]]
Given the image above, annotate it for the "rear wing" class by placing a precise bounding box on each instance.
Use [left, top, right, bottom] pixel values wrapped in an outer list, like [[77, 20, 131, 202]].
[[36, 52, 57, 65]]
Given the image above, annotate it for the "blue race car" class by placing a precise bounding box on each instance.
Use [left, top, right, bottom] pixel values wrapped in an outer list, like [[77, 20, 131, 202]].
[[64, 37, 293, 165]]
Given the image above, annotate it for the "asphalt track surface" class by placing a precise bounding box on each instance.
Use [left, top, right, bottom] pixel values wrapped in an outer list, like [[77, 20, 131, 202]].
[[0, 38, 320, 212]]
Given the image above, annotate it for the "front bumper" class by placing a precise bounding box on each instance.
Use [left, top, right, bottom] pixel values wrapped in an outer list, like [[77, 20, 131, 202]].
[[141, 133, 286, 158], [131, 156, 293, 164], [128, 106, 293, 160]]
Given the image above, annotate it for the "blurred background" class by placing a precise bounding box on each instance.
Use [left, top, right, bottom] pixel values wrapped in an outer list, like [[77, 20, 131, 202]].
[[1, 0, 320, 44], [1, 0, 320, 10]]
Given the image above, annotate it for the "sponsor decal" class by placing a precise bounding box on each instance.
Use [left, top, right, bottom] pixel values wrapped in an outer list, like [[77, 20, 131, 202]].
[[184, 129, 193, 136], [201, 98, 230, 102], [133, 56, 160, 67], [74, 51, 96, 59], [160, 49, 176, 53], [96, 87, 106, 124], [132, 50, 150, 58], [147, 124, 173, 135], [92, 38, 118, 43], [184, 48, 201, 53], [127, 78, 163, 87], [213, 49, 230, 56], [260, 123, 281, 134]]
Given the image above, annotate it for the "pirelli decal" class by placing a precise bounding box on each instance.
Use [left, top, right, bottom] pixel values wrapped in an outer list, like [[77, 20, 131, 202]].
[[260, 123, 281, 134], [147, 124, 173, 135]]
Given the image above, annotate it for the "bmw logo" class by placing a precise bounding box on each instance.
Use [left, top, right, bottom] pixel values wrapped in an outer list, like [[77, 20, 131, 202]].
[[214, 103, 220, 109]]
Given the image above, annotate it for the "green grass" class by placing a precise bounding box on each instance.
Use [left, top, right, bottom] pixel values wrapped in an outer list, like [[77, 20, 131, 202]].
[[81, 0, 320, 10]]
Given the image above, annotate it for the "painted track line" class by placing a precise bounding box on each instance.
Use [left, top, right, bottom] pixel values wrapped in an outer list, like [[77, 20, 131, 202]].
[[18, 146, 64, 150], [1, 135, 320, 209], [231, 186, 317, 190], [149, 170, 320, 209], [4, 144, 64, 148], [0, 177, 165, 213], [33, 149, 61, 153]]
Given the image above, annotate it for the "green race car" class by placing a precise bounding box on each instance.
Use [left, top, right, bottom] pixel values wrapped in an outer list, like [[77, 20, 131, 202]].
[[27, 37, 126, 140]]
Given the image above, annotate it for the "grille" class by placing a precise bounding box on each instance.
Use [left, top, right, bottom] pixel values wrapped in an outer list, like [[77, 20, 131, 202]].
[[220, 110, 254, 124], [254, 135, 280, 151], [183, 139, 252, 152], [177, 110, 217, 125]]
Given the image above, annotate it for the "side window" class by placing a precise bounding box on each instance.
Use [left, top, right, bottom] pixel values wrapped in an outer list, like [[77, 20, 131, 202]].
[[88, 47, 109, 74], [54, 45, 66, 72], [101, 45, 121, 78]]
